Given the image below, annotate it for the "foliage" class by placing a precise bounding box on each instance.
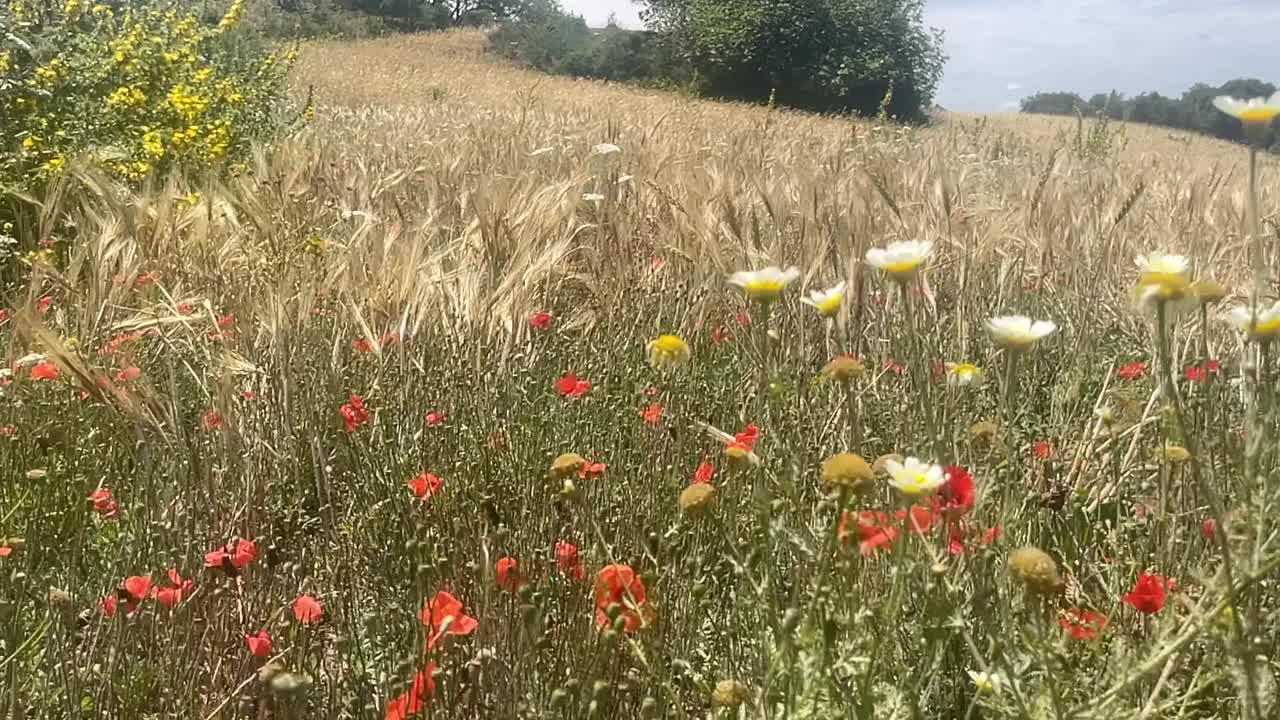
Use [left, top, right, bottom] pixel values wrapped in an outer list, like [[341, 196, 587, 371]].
[[3, 29, 1280, 720], [638, 0, 946, 119], [1022, 78, 1280, 149]]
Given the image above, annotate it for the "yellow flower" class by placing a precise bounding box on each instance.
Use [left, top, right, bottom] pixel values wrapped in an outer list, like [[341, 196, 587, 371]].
[[820, 452, 874, 493], [728, 266, 800, 303], [801, 282, 844, 318], [42, 155, 66, 174], [21, 135, 41, 151], [968, 670, 1005, 696], [1134, 252, 1190, 303], [646, 334, 690, 369], [985, 315, 1057, 351], [141, 130, 164, 158], [884, 457, 945, 496], [820, 355, 864, 383], [1164, 445, 1192, 463], [945, 362, 983, 387], [1225, 301, 1280, 341], [1007, 546, 1063, 594], [865, 240, 933, 279]]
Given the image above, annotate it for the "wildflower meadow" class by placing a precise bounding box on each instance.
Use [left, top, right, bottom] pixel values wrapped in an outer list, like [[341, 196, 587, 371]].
[[2, 25, 1280, 720]]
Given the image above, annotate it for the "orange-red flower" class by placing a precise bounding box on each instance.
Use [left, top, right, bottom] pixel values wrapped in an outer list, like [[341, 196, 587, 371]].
[[555, 542, 585, 581], [245, 630, 273, 657], [938, 465, 975, 515], [152, 569, 194, 608], [880, 359, 905, 376], [593, 564, 651, 633], [385, 663, 437, 720], [424, 411, 447, 427], [711, 325, 733, 345], [1183, 365, 1208, 383], [0, 425, 15, 438], [205, 538, 257, 574], [200, 409, 224, 431], [29, 361, 59, 381], [341, 395, 370, 432], [1032, 441, 1053, 460], [293, 594, 324, 624], [578, 461, 607, 479], [421, 590, 478, 651], [555, 373, 591, 399], [408, 471, 443, 499], [495, 557, 524, 592], [1123, 574, 1168, 614], [692, 461, 715, 485], [89, 488, 119, 518], [528, 311, 553, 330], [114, 366, 142, 383], [1202, 517, 1218, 541], [1117, 361, 1147, 381], [1059, 609, 1108, 640], [641, 403, 664, 424], [726, 424, 759, 452]]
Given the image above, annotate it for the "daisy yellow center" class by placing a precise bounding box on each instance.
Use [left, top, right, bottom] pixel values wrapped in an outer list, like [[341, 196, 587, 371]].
[[1254, 317, 1280, 337], [884, 259, 922, 275], [815, 295, 841, 316], [1138, 271, 1189, 300], [744, 280, 785, 301], [952, 363, 978, 376], [1239, 108, 1280, 124], [897, 472, 932, 494]]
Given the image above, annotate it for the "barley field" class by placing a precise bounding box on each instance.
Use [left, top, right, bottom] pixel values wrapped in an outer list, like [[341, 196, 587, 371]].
[[4, 28, 1280, 719]]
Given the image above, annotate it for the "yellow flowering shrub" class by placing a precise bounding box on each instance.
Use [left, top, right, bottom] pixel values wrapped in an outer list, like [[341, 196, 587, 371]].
[[0, 0, 293, 186]]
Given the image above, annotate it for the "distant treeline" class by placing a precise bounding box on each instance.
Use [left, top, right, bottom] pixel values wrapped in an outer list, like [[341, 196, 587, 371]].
[[1020, 78, 1277, 147], [488, 0, 947, 122]]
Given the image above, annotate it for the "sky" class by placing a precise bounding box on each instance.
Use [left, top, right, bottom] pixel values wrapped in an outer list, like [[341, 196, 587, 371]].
[[559, 0, 1280, 112]]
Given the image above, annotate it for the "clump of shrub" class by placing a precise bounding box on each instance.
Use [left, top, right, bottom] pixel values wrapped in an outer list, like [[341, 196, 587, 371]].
[[1, 0, 293, 188]]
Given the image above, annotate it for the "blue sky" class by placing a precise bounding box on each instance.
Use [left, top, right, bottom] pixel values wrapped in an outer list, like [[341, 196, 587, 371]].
[[559, 0, 1280, 111]]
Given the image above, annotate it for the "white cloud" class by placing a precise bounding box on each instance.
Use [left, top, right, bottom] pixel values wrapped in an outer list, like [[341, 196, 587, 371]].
[[1006, 82, 1022, 92]]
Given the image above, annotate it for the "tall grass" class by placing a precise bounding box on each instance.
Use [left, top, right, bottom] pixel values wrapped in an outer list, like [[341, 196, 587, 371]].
[[1, 29, 1278, 719]]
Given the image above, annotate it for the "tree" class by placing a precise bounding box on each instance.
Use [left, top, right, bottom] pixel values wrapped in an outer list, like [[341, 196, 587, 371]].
[[637, 0, 945, 120], [1019, 91, 1085, 115]]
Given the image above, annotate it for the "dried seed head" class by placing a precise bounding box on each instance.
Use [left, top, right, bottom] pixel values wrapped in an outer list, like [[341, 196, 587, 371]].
[[821, 452, 874, 493], [549, 453, 586, 480], [1007, 546, 1063, 594], [679, 484, 716, 516], [969, 421, 999, 442], [1164, 445, 1192, 463], [711, 679, 749, 708], [820, 355, 865, 383]]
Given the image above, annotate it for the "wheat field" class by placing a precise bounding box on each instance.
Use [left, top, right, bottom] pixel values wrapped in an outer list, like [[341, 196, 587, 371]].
[[3, 28, 1280, 719]]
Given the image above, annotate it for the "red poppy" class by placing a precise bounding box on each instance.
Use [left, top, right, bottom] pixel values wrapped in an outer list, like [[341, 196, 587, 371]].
[[0, 308, 8, 324], [134, 271, 159, 288], [880, 359, 905, 376], [1032, 441, 1053, 460], [0, 545, 12, 558], [176, 303, 195, 315], [115, 367, 142, 383], [408, 471, 443, 499], [1059, 609, 1108, 640], [1183, 365, 1208, 383], [1203, 359, 1221, 374], [938, 465, 975, 515], [424, 411, 447, 427], [946, 522, 967, 555], [555, 373, 591, 399], [216, 314, 236, 329], [594, 565, 650, 633], [101, 596, 123, 617], [241, 390, 257, 401], [838, 511, 901, 557], [711, 325, 733, 345], [30, 361, 59, 381], [1123, 573, 1168, 614], [650, 256, 667, 271], [352, 337, 375, 353], [201, 409, 224, 431], [641, 403, 664, 424], [495, 557, 524, 592], [205, 538, 257, 573], [555, 542, 585, 581], [1117, 361, 1148, 381], [385, 663, 437, 720], [0, 425, 14, 438], [727, 424, 760, 452], [528, 311, 553, 330], [378, 331, 399, 349], [35, 296, 52, 314], [895, 505, 937, 534], [293, 594, 324, 624], [245, 630, 273, 657], [734, 312, 752, 327], [692, 461, 715, 485], [421, 590, 479, 651], [340, 395, 370, 432], [1201, 517, 1218, 541], [578, 461, 607, 479], [152, 569, 194, 608], [89, 488, 119, 518]]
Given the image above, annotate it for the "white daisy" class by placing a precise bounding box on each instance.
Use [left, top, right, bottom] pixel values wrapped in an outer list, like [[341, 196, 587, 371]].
[[728, 266, 801, 303], [865, 240, 933, 279], [800, 282, 845, 318], [884, 457, 946, 497], [985, 315, 1057, 350], [1225, 300, 1280, 340]]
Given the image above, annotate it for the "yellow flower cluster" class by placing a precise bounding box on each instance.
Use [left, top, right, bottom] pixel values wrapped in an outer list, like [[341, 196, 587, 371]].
[[106, 86, 147, 109], [216, 0, 245, 33], [167, 84, 209, 121], [141, 129, 164, 158]]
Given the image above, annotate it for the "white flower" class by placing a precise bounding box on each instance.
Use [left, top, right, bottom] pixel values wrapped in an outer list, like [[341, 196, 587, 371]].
[[800, 281, 845, 318], [945, 362, 983, 387], [884, 457, 946, 497], [968, 670, 1005, 696], [592, 143, 622, 156], [1225, 300, 1280, 341], [582, 193, 605, 202], [728, 266, 801, 303], [865, 240, 933, 279], [1134, 252, 1191, 302], [985, 315, 1057, 350], [1212, 92, 1280, 126]]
